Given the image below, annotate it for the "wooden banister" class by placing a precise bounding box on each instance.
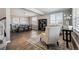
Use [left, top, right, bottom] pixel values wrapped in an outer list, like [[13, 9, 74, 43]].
[[0, 17, 6, 21]]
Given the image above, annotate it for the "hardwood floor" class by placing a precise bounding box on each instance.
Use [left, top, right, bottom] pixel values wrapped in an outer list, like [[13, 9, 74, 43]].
[[6, 30, 74, 50], [6, 30, 47, 50]]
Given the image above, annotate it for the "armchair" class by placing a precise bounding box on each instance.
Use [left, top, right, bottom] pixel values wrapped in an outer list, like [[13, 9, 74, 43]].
[[40, 25, 61, 45]]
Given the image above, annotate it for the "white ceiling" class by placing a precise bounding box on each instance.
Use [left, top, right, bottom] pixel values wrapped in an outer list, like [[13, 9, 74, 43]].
[[36, 8, 68, 14], [0, 8, 6, 18], [11, 8, 38, 17], [11, 8, 69, 17]]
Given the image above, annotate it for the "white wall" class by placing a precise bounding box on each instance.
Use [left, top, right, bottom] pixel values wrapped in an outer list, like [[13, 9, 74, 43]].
[[31, 16, 38, 30], [0, 8, 6, 18], [6, 8, 11, 43], [63, 9, 72, 27], [37, 15, 48, 20]]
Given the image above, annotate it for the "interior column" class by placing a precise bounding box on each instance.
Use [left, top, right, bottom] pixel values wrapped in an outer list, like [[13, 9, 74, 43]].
[[6, 8, 11, 44]]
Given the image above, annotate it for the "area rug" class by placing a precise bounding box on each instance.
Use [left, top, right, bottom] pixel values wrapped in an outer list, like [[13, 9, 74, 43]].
[[27, 35, 74, 50], [26, 35, 47, 50]]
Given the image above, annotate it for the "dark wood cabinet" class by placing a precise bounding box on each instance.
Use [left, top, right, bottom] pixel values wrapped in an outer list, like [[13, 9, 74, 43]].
[[38, 19, 47, 31], [62, 29, 72, 48]]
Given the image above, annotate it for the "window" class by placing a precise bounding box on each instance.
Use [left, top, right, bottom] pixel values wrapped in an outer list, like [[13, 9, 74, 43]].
[[32, 16, 37, 25], [20, 17, 29, 25], [50, 14, 56, 24], [50, 12, 63, 25], [55, 13, 63, 24], [73, 8, 79, 32], [12, 17, 29, 25], [12, 17, 19, 24]]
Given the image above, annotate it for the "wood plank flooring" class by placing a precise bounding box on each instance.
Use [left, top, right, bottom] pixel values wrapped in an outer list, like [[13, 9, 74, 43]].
[[6, 30, 46, 50], [6, 30, 74, 50]]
